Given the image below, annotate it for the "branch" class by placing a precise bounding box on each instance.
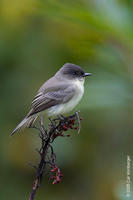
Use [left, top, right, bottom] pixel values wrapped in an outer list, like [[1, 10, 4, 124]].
[[29, 112, 82, 200]]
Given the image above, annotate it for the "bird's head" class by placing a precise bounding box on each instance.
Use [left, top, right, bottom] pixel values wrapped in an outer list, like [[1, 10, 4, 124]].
[[56, 63, 92, 81]]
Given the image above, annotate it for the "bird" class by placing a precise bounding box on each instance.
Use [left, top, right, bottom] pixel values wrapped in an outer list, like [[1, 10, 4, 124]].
[[11, 63, 91, 135]]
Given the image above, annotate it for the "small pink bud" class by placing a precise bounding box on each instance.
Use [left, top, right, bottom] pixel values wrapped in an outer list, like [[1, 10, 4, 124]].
[[52, 180, 57, 184], [60, 173, 63, 177], [50, 176, 56, 180], [71, 119, 75, 123], [56, 176, 61, 182], [50, 167, 58, 172], [63, 125, 68, 131]]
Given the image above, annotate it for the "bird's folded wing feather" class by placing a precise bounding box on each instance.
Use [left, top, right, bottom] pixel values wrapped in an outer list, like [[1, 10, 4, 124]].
[[27, 86, 75, 117]]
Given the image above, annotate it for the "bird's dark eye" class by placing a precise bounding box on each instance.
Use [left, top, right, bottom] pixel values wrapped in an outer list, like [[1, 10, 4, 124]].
[[72, 72, 77, 75]]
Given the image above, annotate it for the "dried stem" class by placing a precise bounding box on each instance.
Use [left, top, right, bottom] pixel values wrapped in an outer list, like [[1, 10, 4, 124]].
[[29, 112, 82, 200]]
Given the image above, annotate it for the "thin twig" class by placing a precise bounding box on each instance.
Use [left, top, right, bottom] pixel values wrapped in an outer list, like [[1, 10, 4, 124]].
[[29, 112, 82, 200]]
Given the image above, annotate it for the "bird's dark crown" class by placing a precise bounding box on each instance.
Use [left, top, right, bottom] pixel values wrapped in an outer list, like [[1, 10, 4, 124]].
[[61, 63, 85, 78]]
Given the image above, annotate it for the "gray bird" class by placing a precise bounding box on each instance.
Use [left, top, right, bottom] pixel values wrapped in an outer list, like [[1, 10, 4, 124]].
[[11, 63, 91, 135]]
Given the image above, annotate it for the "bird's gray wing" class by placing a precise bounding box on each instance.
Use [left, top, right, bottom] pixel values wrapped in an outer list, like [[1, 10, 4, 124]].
[[27, 86, 75, 117]]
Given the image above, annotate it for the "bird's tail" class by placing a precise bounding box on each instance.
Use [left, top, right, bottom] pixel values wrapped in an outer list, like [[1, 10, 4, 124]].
[[11, 115, 38, 136]]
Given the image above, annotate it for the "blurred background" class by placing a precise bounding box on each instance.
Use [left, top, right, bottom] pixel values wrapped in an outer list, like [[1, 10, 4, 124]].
[[1, 0, 133, 199]]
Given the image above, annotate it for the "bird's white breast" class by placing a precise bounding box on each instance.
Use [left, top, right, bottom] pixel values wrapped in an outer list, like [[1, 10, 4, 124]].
[[48, 79, 84, 116]]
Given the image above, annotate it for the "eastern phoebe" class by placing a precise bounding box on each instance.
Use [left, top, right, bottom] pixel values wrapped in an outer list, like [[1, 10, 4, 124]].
[[11, 63, 91, 135]]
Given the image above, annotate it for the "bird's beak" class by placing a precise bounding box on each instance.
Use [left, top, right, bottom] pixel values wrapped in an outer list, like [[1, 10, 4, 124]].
[[84, 72, 92, 77]]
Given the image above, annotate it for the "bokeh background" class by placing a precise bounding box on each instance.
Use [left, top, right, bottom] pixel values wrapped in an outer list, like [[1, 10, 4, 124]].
[[1, 0, 133, 199]]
